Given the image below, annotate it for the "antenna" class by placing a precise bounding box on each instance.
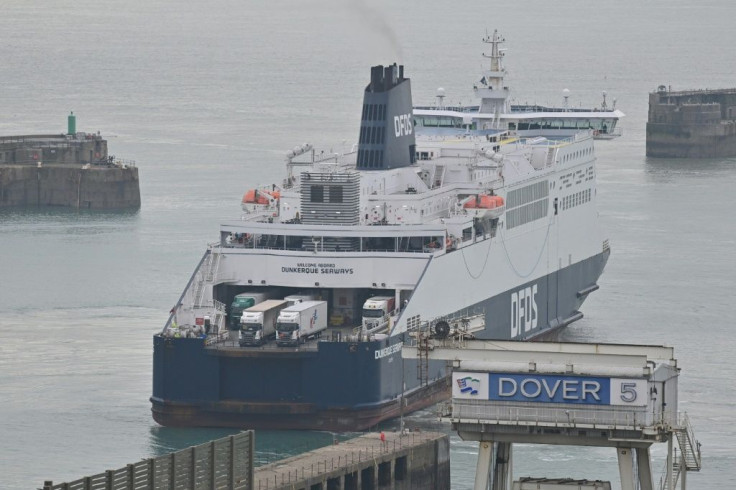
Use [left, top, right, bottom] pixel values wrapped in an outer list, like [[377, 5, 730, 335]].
[[601, 90, 608, 111], [436, 87, 446, 109]]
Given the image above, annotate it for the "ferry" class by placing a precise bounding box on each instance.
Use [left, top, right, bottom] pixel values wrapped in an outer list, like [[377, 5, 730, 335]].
[[151, 60, 610, 430], [413, 30, 625, 140]]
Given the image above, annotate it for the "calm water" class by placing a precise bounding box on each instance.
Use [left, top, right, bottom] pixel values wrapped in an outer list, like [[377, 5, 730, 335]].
[[1, 0, 735, 488]]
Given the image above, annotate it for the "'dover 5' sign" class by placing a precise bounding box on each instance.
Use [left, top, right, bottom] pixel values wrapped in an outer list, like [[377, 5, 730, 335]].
[[452, 372, 647, 407]]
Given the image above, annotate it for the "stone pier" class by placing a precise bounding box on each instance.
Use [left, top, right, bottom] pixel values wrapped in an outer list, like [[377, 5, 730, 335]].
[[254, 431, 449, 490], [0, 133, 140, 209]]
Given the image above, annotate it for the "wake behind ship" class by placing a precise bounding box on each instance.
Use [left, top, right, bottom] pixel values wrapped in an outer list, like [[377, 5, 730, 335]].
[[151, 62, 609, 431]]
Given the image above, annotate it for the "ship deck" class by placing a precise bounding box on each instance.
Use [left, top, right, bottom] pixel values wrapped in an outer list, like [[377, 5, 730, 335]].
[[204, 325, 372, 356]]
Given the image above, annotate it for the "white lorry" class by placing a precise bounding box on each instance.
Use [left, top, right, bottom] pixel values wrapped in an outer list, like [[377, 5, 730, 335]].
[[361, 295, 396, 331], [239, 299, 289, 346], [284, 292, 319, 306], [275, 300, 328, 347]]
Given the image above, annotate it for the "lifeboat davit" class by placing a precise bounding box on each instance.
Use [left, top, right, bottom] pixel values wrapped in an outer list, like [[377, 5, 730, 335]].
[[241, 189, 279, 212], [463, 194, 505, 218]]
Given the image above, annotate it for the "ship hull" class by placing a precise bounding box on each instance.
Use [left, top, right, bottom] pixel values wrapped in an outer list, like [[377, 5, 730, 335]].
[[151, 250, 608, 430]]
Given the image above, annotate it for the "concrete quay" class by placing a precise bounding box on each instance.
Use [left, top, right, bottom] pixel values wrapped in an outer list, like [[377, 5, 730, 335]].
[[254, 431, 449, 490], [0, 130, 140, 209]]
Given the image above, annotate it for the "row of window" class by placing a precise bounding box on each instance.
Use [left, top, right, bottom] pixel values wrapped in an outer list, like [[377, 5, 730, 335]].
[[560, 188, 591, 211], [507, 180, 549, 209], [509, 119, 614, 131], [362, 103, 387, 122], [561, 146, 593, 164], [507, 199, 549, 230], [359, 125, 386, 146], [309, 185, 344, 203], [414, 115, 465, 128]]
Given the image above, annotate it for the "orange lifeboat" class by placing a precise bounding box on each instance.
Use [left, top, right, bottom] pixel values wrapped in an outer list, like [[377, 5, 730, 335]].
[[463, 194, 504, 209], [242, 189, 279, 206]]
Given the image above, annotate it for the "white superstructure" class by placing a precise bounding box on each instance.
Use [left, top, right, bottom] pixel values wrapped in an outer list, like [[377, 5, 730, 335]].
[[414, 30, 625, 139], [173, 127, 607, 341]]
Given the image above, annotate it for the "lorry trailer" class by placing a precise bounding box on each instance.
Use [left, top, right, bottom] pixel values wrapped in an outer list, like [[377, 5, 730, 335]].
[[275, 301, 328, 347], [239, 299, 289, 346]]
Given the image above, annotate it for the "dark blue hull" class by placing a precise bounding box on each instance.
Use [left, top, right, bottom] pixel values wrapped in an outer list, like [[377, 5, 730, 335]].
[[151, 335, 449, 430], [151, 251, 608, 430]]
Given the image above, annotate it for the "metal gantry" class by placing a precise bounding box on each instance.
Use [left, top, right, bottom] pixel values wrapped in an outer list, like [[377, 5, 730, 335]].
[[403, 339, 702, 490]]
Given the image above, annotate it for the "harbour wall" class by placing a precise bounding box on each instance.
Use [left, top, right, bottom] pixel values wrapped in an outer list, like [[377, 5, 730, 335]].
[[0, 164, 140, 209], [646, 87, 736, 158], [254, 431, 450, 490]]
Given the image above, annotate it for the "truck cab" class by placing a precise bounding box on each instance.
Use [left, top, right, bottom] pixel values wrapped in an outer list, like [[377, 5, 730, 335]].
[[361, 295, 395, 331], [275, 301, 327, 347], [239, 299, 289, 346], [229, 291, 272, 331]]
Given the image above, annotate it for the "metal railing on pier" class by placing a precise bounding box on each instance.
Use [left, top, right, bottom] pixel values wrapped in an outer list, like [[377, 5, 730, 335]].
[[253, 431, 438, 490], [40, 431, 254, 490], [450, 402, 668, 430]]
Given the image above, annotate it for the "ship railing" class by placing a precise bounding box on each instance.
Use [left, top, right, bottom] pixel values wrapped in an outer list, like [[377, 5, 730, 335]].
[[204, 337, 322, 351], [223, 244, 433, 254], [449, 401, 666, 431], [512, 132, 589, 149]]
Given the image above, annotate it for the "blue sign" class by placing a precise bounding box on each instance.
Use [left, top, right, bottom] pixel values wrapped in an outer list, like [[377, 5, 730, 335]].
[[489, 373, 610, 405]]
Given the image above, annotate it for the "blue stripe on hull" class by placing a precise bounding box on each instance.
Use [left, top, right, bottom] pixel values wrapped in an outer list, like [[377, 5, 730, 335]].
[[151, 251, 608, 430]]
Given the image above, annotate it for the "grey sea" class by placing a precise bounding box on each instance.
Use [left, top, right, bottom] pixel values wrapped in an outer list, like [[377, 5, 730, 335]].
[[1, 0, 734, 488]]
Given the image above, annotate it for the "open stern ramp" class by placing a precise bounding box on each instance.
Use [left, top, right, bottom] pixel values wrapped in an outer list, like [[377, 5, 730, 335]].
[[403, 339, 702, 490]]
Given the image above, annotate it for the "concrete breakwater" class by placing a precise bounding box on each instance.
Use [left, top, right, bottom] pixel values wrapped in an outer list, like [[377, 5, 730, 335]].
[[0, 128, 140, 209], [646, 86, 736, 158], [0, 163, 140, 209]]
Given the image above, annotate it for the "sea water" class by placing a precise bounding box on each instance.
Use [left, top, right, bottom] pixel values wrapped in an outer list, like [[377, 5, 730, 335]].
[[1, 0, 735, 488]]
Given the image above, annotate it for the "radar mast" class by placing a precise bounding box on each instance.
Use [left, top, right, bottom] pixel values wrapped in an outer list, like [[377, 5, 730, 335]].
[[474, 29, 510, 129]]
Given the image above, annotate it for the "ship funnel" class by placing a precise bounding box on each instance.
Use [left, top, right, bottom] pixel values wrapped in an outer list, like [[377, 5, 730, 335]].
[[356, 63, 416, 171]]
